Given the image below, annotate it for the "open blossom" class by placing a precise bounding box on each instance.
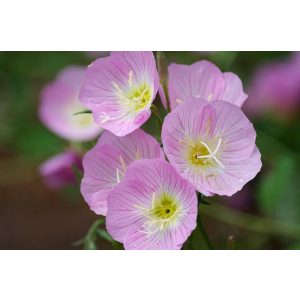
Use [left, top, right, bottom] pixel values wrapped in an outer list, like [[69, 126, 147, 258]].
[[79, 52, 159, 136], [39, 66, 102, 142], [245, 52, 300, 117], [162, 99, 262, 196], [40, 151, 82, 189], [81, 129, 164, 216], [159, 60, 247, 110], [106, 159, 197, 250]]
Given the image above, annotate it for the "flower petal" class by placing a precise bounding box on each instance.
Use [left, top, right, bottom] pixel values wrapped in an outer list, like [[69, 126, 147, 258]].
[[40, 151, 82, 189], [168, 60, 226, 109], [81, 129, 164, 215], [39, 66, 102, 141], [162, 99, 261, 196], [106, 159, 197, 249], [222, 72, 248, 107], [80, 52, 159, 136]]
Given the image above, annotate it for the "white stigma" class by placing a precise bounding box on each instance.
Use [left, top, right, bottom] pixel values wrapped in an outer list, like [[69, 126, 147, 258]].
[[116, 167, 125, 184], [116, 168, 121, 183], [197, 138, 225, 169], [100, 112, 110, 123]]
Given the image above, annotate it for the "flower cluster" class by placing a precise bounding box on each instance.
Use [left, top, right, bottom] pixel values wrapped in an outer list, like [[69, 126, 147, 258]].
[[39, 52, 262, 249]]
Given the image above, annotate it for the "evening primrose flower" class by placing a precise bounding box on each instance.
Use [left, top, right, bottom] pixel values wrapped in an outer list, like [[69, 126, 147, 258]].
[[39, 66, 102, 141], [81, 129, 164, 216], [40, 151, 82, 189], [161, 99, 262, 196], [79, 52, 159, 136], [159, 60, 247, 110], [106, 159, 197, 250]]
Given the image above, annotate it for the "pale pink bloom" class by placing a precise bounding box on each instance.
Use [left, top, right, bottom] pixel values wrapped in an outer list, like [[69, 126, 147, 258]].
[[39, 66, 102, 141], [161, 99, 262, 196], [79, 52, 159, 136], [106, 159, 197, 250], [40, 151, 82, 189], [245, 52, 300, 117], [159, 60, 247, 110], [81, 129, 164, 216]]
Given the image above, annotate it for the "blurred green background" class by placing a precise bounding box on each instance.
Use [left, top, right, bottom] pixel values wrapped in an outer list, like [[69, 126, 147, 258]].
[[1, 51, 300, 250]]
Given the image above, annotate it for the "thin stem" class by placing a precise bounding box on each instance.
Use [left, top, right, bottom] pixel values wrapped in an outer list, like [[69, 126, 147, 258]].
[[162, 83, 171, 113], [156, 51, 171, 113], [197, 193, 214, 250], [202, 203, 300, 241], [197, 207, 214, 250], [151, 104, 163, 127]]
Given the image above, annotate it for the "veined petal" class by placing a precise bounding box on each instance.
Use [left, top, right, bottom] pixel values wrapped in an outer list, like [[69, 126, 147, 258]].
[[106, 159, 197, 250], [162, 99, 261, 196], [166, 60, 247, 110], [80, 129, 163, 215], [222, 72, 248, 107], [79, 52, 159, 136], [168, 60, 226, 109]]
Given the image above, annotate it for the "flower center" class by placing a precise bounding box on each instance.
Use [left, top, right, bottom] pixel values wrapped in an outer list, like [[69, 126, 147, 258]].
[[125, 83, 152, 112], [187, 138, 224, 168], [151, 194, 178, 220], [74, 113, 94, 128], [136, 192, 181, 235], [112, 71, 153, 115]]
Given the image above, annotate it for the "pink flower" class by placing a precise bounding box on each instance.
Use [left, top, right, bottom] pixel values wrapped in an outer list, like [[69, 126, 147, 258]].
[[245, 53, 300, 117], [79, 52, 159, 136], [39, 66, 102, 142], [159, 60, 247, 110], [81, 129, 164, 216], [106, 159, 197, 250], [39, 151, 82, 189], [161, 99, 262, 196]]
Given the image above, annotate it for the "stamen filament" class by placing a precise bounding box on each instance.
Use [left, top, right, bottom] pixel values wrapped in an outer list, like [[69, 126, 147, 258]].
[[116, 168, 121, 183], [119, 155, 127, 173], [197, 138, 225, 169]]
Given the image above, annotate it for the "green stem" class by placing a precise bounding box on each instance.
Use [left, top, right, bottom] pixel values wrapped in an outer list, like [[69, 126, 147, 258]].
[[197, 203, 214, 250], [151, 105, 163, 127], [202, 203, 300, 240], [156, 51, 171, 113], [162, 83, 171, 113]]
